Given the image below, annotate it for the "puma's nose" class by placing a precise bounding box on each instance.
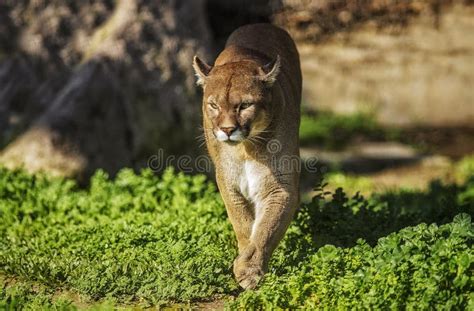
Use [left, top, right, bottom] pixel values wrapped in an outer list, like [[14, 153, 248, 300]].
[[220, 126, 237, 136]]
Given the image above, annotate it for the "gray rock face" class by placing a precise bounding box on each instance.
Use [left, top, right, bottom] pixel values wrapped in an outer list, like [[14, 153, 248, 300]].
[[0, 0, 212, 179]]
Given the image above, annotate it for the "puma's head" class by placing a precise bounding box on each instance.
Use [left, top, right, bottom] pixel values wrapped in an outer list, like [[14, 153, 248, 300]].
[[193, 55, 280, 143]]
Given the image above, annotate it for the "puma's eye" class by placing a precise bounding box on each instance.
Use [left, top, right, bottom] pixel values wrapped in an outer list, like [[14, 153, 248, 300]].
[[209, 102, 219, 110], [239, 103, 253, 110]]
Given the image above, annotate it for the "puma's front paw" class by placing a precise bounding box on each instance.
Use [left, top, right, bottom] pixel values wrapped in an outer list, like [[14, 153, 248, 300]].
[[234, 263, 264, 289], [233, 245, 265, 289]]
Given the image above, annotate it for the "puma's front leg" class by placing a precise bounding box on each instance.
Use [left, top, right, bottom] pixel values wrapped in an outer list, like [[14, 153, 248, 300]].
[[219, 186, 255, 253], [233, 185, 298, 289]]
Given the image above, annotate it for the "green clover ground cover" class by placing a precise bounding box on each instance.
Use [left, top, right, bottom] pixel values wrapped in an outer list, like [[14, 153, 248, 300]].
[[0, 168, 237, 309], [0, 167, 473, 309]]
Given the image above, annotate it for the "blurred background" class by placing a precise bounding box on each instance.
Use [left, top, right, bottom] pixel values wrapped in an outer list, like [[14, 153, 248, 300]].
[[0, 0, 473, 194]]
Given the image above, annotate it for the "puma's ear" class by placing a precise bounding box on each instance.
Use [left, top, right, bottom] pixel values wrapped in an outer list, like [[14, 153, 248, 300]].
[[258, 55, 281, 87], [193, 56, 212, 86]]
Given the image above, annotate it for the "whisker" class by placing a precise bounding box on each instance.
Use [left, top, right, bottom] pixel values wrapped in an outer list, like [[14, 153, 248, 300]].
[[198, 140, 207, 148], [253, 129, 272, 134], [250, 135, 267, 143], [247, 135, 267, 148], [246, 138, 257, 148]]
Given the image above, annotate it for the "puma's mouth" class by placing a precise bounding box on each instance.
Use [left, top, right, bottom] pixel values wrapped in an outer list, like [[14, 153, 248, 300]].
[[214, 129, 247, 143]]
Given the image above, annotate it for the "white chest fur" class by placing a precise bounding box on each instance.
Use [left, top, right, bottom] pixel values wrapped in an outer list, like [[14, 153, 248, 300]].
[[219, 151, 270, 237], [237, 160, 268, 237], [239, 160, 263, 204]]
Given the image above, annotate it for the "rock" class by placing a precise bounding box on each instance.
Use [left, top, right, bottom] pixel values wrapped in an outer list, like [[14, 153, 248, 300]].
[[0, 57, 38, 148], [0, 0, 213, 178]]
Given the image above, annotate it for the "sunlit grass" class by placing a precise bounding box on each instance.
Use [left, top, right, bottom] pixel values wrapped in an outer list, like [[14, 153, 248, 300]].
[[1, 166, 472, 309]]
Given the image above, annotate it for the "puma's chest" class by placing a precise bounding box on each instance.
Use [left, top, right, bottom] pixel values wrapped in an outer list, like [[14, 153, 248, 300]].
[[239, 160, 264, 203], [224, 159, 267, 204]]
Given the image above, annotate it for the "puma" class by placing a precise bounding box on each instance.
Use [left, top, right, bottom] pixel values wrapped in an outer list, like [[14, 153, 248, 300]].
[[193, 24, 302, 289]]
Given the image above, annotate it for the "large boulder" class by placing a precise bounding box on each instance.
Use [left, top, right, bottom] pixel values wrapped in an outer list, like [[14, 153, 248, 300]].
[[0, 0, 213, 179]]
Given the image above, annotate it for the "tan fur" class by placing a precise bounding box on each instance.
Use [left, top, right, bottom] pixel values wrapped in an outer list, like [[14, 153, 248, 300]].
[[193, 24, 302, 289]]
